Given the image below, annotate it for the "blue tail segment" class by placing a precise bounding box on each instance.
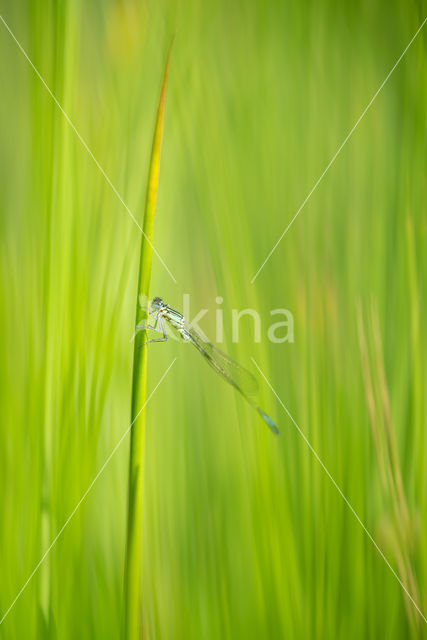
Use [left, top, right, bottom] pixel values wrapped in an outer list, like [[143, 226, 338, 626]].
[[258, 408, 280, 435]]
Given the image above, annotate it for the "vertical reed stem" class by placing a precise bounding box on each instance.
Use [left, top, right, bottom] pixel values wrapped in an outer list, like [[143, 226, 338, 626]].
[[124, 46, 172, 640]]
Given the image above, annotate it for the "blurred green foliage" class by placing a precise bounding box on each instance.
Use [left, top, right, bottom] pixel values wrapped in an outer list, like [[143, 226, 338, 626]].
[[0, 0, 426, 638]]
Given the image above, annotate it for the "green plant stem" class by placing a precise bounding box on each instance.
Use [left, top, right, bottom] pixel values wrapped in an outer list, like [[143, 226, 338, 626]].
[[124, 46, 172, 640]]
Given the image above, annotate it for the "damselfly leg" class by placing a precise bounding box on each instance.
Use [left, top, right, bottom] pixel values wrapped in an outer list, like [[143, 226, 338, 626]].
[[132, 310, 168, 345]]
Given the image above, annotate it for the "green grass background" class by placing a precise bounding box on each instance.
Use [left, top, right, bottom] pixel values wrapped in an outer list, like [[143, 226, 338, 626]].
[[0, 0, 426, 638]]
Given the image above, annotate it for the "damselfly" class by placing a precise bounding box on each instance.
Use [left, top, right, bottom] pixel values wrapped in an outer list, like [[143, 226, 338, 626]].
[[135, 297, 279, 435]]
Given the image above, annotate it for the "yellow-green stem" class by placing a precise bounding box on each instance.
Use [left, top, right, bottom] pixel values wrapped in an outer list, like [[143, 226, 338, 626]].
[[124, 46, 172, 640]]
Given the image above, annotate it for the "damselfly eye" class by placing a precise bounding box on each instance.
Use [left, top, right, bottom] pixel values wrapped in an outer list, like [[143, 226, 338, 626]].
[[151, 297, 163, 310]]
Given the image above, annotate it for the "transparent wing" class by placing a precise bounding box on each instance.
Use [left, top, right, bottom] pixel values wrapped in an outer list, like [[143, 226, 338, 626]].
[[185, 323, 259, 396]]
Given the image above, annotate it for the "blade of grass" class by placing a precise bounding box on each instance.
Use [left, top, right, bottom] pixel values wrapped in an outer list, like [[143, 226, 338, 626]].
[[124, 44, 172, 640], [358, 301, 422, 634]]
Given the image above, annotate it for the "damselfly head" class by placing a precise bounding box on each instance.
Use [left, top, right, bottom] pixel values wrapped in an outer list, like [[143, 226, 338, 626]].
[[151, 297, 164, 312]]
